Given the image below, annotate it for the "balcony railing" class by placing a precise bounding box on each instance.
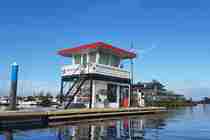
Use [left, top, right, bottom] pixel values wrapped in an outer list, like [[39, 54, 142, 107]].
[[61, 63, 130, 79]]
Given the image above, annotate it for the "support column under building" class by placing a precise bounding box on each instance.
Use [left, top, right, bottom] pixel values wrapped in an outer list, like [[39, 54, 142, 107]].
[[89, 78, 93, 109], [91, 80, 96, 108], [128, 84, 131, 107], [117, 85, 120, 108], [60, 79, 64, 105]]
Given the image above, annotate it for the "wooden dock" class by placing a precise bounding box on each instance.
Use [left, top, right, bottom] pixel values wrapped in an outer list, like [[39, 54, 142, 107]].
[[0, 107, 166, 129]]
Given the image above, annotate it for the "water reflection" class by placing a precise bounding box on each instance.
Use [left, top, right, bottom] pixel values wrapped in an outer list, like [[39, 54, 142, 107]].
[[2, 105, 210, 140], [202, 104, 210, 116], [4, 131, 13, 140], [55, 115, 167, 140]]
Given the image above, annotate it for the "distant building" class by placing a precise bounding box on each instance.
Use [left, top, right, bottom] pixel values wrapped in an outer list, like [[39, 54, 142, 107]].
[[202, 97, 210, 104], [132, 85, 145, 107], [133, 81, 185, 106], [0, 96, 9, 105]]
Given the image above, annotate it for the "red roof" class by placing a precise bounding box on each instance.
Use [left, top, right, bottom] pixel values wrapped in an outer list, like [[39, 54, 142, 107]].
[[58, 42, 136, 59]]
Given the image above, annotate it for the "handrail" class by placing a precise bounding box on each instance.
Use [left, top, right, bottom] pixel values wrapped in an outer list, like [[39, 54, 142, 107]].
[[72, 64, 82, 75], [64, 78, 87, 109], [93, 63, 130, 73], [62, 63, 130, 78]]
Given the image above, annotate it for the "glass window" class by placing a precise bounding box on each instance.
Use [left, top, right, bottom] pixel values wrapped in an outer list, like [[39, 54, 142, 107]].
[[99, 52, 109, 65], [107, 84, 117, 102], [89, 52, 96, 63], [83, 54, 87, 65], [110, 55, 120, 67], [74, 54, 81, 64]]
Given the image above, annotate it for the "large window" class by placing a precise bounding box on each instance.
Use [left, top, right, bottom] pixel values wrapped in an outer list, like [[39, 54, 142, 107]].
[[110, 55, 120, 67], [99, 52, 109, 65], [74, 54, 81, 64], [89, 52, 96, 63], [107, 84, 117, 102], [83, 54, 87, 65]]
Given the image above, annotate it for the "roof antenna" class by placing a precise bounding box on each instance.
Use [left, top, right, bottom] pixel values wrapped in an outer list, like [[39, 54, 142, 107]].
[[130, 41, 134, 86], [129, 41, 135, 107]]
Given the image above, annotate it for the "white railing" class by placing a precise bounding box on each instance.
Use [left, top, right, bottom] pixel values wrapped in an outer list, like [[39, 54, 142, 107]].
[[61, 63, 130, 79], [61, 64, 83, 76]]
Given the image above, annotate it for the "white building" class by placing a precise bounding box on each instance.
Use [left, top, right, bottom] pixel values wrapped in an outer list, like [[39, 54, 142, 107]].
[[58, 42, 136, 109]]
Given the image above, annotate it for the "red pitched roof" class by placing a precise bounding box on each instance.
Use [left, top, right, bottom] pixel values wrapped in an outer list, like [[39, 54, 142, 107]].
[[58, 42, 136, 59]]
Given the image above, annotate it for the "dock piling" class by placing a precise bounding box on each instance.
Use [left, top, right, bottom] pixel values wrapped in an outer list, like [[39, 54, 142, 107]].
[[9, 62, 19, 110]]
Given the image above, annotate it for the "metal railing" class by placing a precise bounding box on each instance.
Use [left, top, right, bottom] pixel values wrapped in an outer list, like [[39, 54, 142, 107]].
[[61, 63, 130, 79]]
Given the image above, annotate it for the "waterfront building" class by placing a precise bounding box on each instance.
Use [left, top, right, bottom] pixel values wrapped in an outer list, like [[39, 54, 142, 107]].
[[132, 86, 145, 107], [133, 81, 185, 105], [58, 42, 136, 109]]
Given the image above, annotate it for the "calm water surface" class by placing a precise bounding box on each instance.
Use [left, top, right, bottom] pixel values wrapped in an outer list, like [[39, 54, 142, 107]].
[[0, 104, 210, 140]]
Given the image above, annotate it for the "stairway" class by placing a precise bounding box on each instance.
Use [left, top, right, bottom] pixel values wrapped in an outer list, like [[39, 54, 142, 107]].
[[63, 76, 87, 109]]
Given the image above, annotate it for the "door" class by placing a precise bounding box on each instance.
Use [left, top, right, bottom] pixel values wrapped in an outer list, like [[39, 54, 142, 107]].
[[120, 86, 129, 107]]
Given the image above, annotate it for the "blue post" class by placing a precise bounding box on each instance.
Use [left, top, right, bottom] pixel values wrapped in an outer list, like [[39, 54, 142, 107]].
[[9, 62, 19, 110]]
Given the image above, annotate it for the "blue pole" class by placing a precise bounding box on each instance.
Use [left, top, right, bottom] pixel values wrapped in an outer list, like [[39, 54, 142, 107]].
[[9, 62, 19, 110]]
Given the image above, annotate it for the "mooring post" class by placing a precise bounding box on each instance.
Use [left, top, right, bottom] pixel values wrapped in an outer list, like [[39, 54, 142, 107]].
[[9, 62, 19, 110]]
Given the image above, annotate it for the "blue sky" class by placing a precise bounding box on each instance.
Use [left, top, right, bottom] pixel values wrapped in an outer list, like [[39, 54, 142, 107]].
[[0, 0, 210, 100]]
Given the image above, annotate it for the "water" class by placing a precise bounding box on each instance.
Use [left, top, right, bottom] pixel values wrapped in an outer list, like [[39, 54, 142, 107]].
[[0, 104, 210, 140]]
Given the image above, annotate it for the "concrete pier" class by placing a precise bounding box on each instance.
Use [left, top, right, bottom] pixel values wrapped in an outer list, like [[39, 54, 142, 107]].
[[0, 107, 166, 129]]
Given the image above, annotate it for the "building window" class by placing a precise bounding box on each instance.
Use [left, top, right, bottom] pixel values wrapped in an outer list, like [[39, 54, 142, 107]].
[[83, 54, 87, 65], [99, 52, 109, 65], [89, 52, 96, 63], [110, 55, 120, 67], [107, 84, 117, 102], [74, 54, 81, 64]]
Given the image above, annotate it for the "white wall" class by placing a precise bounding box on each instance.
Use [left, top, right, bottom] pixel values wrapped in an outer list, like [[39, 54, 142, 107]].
[[93, 80, 130, 108], [94, 80, 107, 108]]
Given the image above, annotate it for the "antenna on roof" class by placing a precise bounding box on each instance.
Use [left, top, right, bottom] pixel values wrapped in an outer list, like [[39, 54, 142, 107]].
[[130, 41, 134, 86], [129, 41, 134, 106]]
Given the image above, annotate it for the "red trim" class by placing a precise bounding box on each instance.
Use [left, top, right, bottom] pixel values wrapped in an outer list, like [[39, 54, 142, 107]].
[[58, 42, 136, 59]]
